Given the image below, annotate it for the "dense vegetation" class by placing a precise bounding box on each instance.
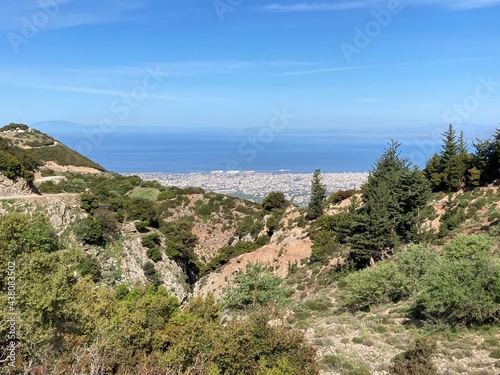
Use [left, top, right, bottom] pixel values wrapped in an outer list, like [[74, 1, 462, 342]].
[[0, 213, 317, 374], [0, 137, 38, 182]]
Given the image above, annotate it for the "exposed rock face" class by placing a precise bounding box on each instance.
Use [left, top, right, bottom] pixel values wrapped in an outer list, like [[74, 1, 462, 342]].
[[193, 205, 312, 300], [0, 193, 84, 235], [121, 237, 188, 303], [0, 173, 40, 196], [194, 237, 312, 301]]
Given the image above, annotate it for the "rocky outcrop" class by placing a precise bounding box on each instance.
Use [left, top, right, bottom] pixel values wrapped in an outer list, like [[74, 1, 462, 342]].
[[194, 237, 312, 301], [193, 205, 312, 300], [0, 194, 85, 235], [120, 237, 188, 302], [0, 173, 40, 196]]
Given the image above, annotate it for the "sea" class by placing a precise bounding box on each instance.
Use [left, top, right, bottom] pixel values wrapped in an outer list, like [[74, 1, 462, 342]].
[[33, 123, 451, 174]]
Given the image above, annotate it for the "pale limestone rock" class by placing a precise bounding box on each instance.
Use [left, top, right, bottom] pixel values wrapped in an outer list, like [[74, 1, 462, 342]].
[[120, 237, 188, 302], [0, 173, 40, 196]]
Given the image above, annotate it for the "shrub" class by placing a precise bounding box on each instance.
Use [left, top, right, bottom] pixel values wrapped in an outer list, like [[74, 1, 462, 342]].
[[93, 208, 119, 238], [157, 190, 177, 200], [235, 215, 264, 239], [142, 233, 161, 249], [439, 205, 466, 237], [74, 218, 103, 245], [266, 214, 282, 236], [77, 255, 102, 282], [395, 244, 439, 295], [443, 234, 493, 260], [413, 254, 500, 325], [221, 263, 291, 311], [135, 220, 150, 233], [255, 234, 271, 247], [124, 197, 159, 227], [262, 191, 288, 211], [143, 261, 161, 287], [37, 180, 63, 194], [327, 189, 356, 205], [303, 298, 331, 312], [310, 230, 342, 264], [193, 199, 217, 221], [147, 247, 162, 262], [80, 193, 99, 213], [390, 337, 436, 375], [40, 169, 55, 177], [0, 150, 23, 179], [340, 261, 406, 310], [179, 187, 205, 195], [22, 218, 59, 253], [490, 349, 500, 359]]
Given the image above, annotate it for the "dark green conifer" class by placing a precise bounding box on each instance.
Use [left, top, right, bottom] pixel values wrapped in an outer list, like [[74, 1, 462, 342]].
[[306, 169, 327, 220]]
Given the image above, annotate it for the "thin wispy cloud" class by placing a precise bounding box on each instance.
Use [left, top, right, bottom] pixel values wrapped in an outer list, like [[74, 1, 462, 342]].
[[277, 65, 377, 76], [262, 1, 382, 12], [261, 0, 500, 12], [24, 84, 181, 101], [431, 0, 500, 10], [0, 0, 147, 31]]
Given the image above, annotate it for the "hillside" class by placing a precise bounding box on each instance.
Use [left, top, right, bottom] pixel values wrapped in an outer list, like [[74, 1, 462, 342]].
[[0, 125, 499, 374], [0, 123, 105, 174]]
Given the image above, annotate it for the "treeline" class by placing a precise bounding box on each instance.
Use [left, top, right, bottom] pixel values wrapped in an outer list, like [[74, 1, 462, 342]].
[[310, 125, 500, 267], [424, 124, 500, 191], [310, 140, 430, 268], [306, 125, 500, 328]]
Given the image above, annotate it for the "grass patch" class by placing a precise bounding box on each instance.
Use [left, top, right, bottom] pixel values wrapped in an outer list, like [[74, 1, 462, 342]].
[[490, 349, 500, 359], [128, 187, 160, 201]]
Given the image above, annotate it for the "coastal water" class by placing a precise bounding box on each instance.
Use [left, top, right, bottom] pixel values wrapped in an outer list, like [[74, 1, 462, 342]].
[[37, 125, 443, 173]]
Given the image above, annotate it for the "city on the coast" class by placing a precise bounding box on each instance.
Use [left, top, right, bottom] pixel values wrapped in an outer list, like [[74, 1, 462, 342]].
[[131, 172, 369, 206]]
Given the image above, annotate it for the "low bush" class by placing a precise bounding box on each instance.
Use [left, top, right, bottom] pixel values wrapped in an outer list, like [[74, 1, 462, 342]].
[[390, 337, 437, 375], [262, 191, 288, 211], [413, 254, 500, 325], [442, 234, 492, 260], [77, 255, 102, 282], [340, 261, 406, 310], [143, 261, 161, 287], [74, 218, 103, 245], [396, 244, 439, 296], [142, 233, 161, 249], [147, 247, 162, 262], [221, 263, 292, 311], [327, 189, 357, 205]]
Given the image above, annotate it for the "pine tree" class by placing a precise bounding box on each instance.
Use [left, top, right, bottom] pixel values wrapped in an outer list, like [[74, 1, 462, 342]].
[[458, 130, 468, 155], [424, 153, 443, 191], [350, 141, 431, 268], [306, 169, 327, 220], [473, 128, 500, 184], [427, 125, 469, 191], [440, 124, 458, 165]]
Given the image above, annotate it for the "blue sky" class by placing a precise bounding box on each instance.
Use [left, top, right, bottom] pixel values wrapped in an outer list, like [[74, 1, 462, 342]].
[[1, 0, 499, 138]]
